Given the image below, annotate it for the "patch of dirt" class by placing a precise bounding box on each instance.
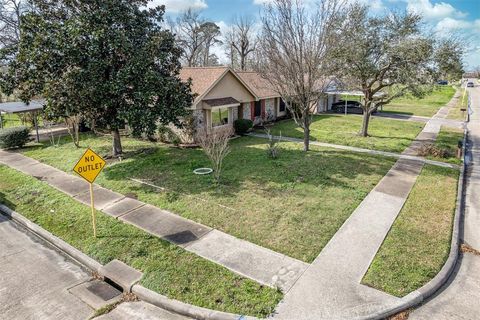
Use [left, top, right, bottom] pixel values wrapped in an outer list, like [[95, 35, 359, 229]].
[[124, 192, 138, 200], [461, 243, 480, 256], [387, 309, 410, 320], [417, 143, 455, 159]]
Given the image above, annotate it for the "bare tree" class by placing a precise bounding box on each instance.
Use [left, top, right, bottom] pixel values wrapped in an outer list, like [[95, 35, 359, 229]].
[[197, 128, 233, 184], [0, 0, 28, 48], [200, 21, 222, 66], [224, 30, 239, 69], [228, 16, 256, 71], [256, 0, 344, 151], [335, 4, 442, 137], [65, 114, 80, 148], [173, 9, 205, 67]]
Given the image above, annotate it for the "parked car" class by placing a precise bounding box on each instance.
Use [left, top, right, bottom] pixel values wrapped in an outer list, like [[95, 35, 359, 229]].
[[437, 80, 448, 85], [331, 100, 367, 114], [467, 81, 475, 88]]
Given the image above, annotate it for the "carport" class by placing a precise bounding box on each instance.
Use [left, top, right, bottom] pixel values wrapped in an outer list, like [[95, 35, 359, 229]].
[[323, 90, 386, 115], [0, 100, 44, 142]]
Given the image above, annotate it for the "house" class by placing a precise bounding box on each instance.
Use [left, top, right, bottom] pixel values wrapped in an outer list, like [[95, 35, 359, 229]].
[[179, 67, 344, 136], [179, 67, 257, 134], [236, 71, 287, 125]]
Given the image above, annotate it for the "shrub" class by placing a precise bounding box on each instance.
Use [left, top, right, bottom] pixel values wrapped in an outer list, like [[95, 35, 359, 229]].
[[233, 119, 253, 135], [265, 127, 282, 159], [0, 126, 30, 149], [158, 125, 180, 146]]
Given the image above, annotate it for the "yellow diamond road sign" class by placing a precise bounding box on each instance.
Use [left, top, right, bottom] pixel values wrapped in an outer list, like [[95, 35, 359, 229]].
[[73, 148, 106, 183]]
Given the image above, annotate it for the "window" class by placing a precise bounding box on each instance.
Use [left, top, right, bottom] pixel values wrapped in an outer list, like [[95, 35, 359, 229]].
[[254, 100, 262, 117], [212, 108, 229, 127], [279, 99, 286, 112]]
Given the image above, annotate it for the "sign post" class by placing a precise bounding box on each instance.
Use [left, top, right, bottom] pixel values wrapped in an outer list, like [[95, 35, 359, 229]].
[[73, 148, 106, 237]]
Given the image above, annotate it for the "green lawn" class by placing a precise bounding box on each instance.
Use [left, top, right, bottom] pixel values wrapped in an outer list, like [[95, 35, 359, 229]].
[[424, 126, 464, 165], [0, 112, 46, 128], [379, 86, 456, 117], [262, 114, 424, 153], [362, 165, 458, 297], [21, 133, 395, 263], [0, 165, 281, 317]]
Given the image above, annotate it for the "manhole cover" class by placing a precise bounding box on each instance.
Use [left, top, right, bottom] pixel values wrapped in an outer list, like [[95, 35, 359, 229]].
[[86, 281, 122, 301]]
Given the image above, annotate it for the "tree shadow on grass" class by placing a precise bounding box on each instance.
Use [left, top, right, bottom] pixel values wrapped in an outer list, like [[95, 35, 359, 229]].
[[100, 136, 395, 202]]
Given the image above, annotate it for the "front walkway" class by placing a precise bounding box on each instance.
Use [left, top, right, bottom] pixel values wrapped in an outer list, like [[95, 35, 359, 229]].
[[0, 150, 308, 292], [271, 94, 460, 319], [409, 86, 480, 320], [249, 133, 459, 169]]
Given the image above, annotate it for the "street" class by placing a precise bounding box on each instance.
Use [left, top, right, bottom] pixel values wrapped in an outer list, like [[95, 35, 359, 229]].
[[410, 84, 480, 319], [0, 213, 189, 320]]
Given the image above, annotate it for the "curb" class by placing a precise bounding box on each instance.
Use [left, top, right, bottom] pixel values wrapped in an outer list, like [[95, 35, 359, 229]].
[[0, 204, 253, 320], [0, 204, 102, 273], [132, 285, 256, 320], [357, 128, 468, 320]]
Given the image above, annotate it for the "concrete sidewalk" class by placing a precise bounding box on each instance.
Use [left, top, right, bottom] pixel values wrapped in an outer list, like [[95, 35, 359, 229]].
[[271, 93, 460, 319], [0, 150, 308, 292], [409, 85, 480, 320]]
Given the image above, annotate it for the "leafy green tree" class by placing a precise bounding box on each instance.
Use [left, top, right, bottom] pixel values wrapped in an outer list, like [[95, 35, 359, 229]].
[[435, 38, 465, 82], [335, 4, 438, 137], [1, 0, 193, 156]]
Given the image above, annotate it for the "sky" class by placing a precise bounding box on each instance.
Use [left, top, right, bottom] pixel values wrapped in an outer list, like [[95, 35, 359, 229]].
[[150, 0, 480, 69]]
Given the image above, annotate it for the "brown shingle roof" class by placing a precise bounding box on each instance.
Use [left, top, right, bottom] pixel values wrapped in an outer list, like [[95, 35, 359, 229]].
[[203, 97, 240, 107], [179, 67, 229, 103], [236, 72, 279, 99]]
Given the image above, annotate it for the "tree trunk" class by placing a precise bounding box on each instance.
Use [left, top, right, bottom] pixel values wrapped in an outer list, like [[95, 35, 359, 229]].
[[112, 128, 123, 156], [360, 111, 370, 137], [303, 116, 310, 151]]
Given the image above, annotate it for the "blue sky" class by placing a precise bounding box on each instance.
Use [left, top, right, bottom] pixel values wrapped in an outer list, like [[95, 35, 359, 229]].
[[153, 0, 480, 69]]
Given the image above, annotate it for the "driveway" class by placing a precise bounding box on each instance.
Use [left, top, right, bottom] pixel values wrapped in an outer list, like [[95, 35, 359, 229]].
[[410, 84, 480, 319]]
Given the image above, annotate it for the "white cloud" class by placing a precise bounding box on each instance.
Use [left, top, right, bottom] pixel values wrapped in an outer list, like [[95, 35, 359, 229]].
[[149, 0, 208, 12], [435, 17, 472, 32], [405, 0, 466, 21], [253, 0, 274, 4]]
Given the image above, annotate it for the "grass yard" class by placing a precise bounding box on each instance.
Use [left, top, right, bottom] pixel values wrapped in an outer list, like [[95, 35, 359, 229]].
[[0, 165, 281, 317], [380, 86, 456, 117], [262, 114, 424, 153], [424, 126, 464, 165], [447, 92, 468, 120], [21, 133, 395, 263], [362, 165, 459, 297]]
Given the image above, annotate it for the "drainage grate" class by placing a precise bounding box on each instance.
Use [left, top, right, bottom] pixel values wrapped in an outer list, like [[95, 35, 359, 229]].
[[86, 281, 122, 301]]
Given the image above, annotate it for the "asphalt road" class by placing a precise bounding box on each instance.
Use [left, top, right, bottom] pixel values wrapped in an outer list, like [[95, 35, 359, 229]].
[[410, 83, 480, 319], [0, 214, 93, 320], [0, 213, 189, 320]]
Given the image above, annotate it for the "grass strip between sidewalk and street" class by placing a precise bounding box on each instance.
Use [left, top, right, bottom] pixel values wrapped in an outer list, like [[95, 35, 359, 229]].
[[425, 126, 464, 165], [362, 164, 459, 297], [0, 165, 282, 317]]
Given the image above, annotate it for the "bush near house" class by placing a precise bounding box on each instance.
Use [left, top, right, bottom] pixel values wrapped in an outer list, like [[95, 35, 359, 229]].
[[0, 126, 30, 149], [234, 119, 253, 135]]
